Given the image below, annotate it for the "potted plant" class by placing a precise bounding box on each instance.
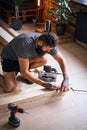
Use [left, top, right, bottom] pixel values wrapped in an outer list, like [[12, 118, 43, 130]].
[[10, 0, 24, 30], [47, 0, 74, 35]]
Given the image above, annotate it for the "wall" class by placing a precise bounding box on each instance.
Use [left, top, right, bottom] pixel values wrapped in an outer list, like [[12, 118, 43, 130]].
[[70, 1, 87, 12], [70, 1, 87, 44]]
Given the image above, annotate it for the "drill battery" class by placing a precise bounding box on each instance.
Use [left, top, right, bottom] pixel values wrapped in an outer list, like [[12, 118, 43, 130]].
[[9, 116, 20, 127], [8, 103, 28, 127]]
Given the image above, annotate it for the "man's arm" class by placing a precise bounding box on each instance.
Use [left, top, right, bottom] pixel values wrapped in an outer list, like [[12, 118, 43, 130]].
[[18, 57, 59, 90], [18, 56, 43, 85], [52, 51, 69, 92]]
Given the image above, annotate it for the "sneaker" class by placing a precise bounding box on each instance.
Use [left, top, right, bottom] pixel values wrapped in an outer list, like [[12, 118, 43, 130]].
[[17, 76, 33, 84]]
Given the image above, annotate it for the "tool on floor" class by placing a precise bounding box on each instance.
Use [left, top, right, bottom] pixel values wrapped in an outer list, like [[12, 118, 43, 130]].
[[8, 103, 29, 127], [71, 87, 87, 92], [38, 65, 61, 82]]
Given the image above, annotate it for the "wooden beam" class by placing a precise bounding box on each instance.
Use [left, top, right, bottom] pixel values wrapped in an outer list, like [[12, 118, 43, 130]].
[[0, 85, 64, 117], [0, 19, 18, 38]]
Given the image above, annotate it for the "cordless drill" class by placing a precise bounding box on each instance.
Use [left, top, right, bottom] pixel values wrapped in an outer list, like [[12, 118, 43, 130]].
[[8, 103, 29, 127]]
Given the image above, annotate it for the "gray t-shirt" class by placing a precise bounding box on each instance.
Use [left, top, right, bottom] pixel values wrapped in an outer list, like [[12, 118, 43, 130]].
[[1, 32, 58, 61]]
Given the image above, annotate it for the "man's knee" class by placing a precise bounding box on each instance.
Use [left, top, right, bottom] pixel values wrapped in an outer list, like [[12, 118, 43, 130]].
[[41, 55, 47, 65], [29, 55, 48, 69]]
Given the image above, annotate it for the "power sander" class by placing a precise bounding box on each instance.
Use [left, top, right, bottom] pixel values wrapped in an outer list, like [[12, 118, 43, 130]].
[[8, 103, 29, 127]]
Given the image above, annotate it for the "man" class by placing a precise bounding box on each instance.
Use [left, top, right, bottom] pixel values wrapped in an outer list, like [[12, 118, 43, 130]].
[[0, 32, 69, 93]]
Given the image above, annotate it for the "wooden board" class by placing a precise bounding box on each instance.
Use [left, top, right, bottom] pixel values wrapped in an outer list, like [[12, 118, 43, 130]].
[[0, 54, 64, 117], [0, 82, 64, 117]]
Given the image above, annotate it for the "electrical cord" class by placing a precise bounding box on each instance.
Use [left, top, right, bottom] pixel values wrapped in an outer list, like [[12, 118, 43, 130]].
[[71, 87, 87, 92]]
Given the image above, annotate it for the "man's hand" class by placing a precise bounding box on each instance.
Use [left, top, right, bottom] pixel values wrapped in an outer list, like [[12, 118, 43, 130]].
[[60, 78, 70, 93], [42, 82, 59, 91], [50, 82, 60, 91]]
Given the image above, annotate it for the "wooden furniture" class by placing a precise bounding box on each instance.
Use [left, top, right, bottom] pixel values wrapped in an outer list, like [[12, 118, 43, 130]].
[[0, 6, 13, 24], [0, 6, 43, 23], [0, 0, 44, 24]]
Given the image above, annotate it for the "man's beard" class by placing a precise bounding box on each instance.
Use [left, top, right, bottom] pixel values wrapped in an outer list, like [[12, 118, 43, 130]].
[[35, 45, 47, 56]]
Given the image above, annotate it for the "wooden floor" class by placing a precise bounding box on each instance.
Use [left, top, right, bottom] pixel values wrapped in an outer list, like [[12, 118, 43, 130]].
[[0, 21, 87, 130]]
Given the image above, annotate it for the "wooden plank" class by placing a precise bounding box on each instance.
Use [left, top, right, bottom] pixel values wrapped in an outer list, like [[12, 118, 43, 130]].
[[0, 19, 19, 37], [0, 27, 13, 46], [0, 85, 64, 117], [0, 43, 3, 54], [76, 39, 87, 49]]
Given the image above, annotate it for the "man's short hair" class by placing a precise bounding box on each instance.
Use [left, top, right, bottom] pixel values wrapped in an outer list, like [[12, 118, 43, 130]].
[[38, 32, 58, 47]]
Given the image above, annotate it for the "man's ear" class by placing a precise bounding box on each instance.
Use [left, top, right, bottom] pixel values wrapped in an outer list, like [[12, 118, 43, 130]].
[[37, 41, 43, 46]]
